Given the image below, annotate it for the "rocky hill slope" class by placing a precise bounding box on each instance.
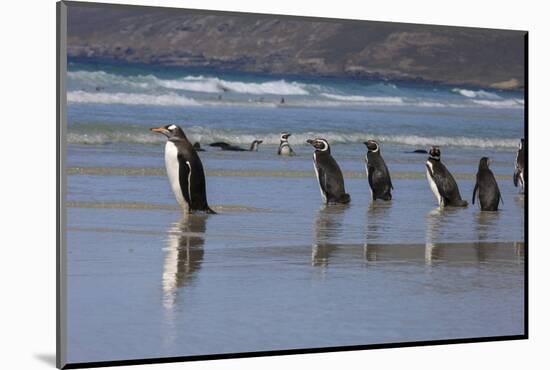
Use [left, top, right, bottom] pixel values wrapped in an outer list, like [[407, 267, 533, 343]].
[[66, 4, 525, 89]]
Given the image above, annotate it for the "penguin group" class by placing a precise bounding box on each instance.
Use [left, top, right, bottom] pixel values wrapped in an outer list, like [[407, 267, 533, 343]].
[[151, 124, 524, 214]]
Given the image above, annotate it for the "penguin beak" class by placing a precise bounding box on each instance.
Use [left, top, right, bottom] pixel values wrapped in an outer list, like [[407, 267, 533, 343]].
[[150, 127, 168, 135], [306, 139, 314, 145]]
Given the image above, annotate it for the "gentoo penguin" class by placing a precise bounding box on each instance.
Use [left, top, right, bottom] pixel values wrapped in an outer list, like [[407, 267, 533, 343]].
[[513, 138, 525, 192], [425, 146, 467, 207], [364, 140, 393, 201], [278, 132, 295, 156], [472, 157, 502, 211], [150, 124, 215, 214], [209, 140, 263, 152], [306, 138, 350, 204]]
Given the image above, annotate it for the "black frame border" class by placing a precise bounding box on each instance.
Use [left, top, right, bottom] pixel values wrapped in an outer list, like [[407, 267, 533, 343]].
[[56, 1, 529, 368]]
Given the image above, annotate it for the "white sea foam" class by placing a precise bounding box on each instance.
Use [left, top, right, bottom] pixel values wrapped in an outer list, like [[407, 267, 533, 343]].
[[167, 76, 311, 95], [452, 88, 501, 100], [67, 70, 523, 110], [68, 91, 201, 106], [68, 70, 311, 95], [68, 125, 519, 149], [472, 99, 524, 108], [321, 93, 404, 104]]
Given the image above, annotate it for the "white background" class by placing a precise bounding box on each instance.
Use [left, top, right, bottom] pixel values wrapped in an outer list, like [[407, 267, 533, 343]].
[[1, 0, 547, 368]]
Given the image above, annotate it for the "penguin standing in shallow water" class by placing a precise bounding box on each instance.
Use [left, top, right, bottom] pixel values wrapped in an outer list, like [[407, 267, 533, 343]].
[[513, 138, 525, 192], [364, 140, 393, 201], [425, 146, 467, 207], [150, 124, 215, 214], [306, 138, 350, 204], [278, 132, 295, 156], [473, 157, 502, 211]]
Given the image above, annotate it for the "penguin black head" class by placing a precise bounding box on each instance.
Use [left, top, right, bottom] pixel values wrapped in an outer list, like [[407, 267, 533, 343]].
[[307, 138, 330, 153], [364, 140, 380, 153], [280, 132, 291, 141], [253, 140, 263, 145], [429, 146, 441, 160], [193, 142, 201, 149], [150, 124, 187, 140], [479, 157, 491, 170]]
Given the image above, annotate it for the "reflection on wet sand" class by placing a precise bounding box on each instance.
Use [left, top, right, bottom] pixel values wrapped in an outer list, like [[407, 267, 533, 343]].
[[514, 194, 525, 209], [312, 204, 349, 267], [364, 207, 524, 264], [364, 201, 392, 261], [162, 214, 208, 310], [424, 207, 462, 264], [475, 211, 501, 241]]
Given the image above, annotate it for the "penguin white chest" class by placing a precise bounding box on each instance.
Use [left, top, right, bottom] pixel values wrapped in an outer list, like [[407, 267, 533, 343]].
[[165, 141, 188, 209], [426, 161, 442, 206], [280, 143, 292, 155], [364, 156, 372, 198], [313, 153, 328, 203]]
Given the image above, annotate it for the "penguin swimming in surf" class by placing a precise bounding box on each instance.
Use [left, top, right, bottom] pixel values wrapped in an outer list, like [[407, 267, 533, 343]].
[[472, 157, 502, 211], [209, 140, 263, 152], [278, 132, 295, 156], [306, 138, 350, 204], [193, 142, 205, 152], [150, 124, 215, 214], [425, 146, 467, 207], [364, 140, 393, 201], [513, 138, 525, 192]]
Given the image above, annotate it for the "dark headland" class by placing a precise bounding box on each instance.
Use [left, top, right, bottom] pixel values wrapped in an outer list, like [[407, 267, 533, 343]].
[[67, 3, 525, 90]]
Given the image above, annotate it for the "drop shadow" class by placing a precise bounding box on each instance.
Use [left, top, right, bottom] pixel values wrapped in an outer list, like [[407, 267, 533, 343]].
[[33, 353, 56, 367]]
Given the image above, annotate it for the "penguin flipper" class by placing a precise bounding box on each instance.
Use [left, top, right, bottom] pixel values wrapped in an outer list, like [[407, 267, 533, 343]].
[[429, 164, 459, 205], [177, 155, 191, 206], [367, 164, 375, 196], [317, 166, 329, 198], [472, 183, 478, 205], [277, 145, 281, 155], [513, 169, 519, 187]]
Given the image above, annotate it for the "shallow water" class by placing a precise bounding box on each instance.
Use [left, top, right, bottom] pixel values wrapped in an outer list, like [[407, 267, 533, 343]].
[[66, 170, 524, 363], [65, 62, 525, 364]]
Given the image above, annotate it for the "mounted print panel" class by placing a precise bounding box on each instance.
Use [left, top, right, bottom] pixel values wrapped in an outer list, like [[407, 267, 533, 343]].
[[57, 1, 527, 368]]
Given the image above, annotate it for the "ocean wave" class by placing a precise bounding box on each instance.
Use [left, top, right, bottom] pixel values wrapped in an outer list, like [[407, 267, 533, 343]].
[[472, 99, 524, 108], [163, 75, 311, 95], [68, 91, 201, 106], [452, 88, 502, 100], [68, 125, 518, 149], [68, 70, 311, 95], [320, 93, 404, 104]]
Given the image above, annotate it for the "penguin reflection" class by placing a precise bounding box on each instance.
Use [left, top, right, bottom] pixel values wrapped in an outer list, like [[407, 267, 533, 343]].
[[312, 204, 348, 267], [473, 211, 501, 261], [162, 214, 208, 310], [363, 202, 392, 261], [424, 207, 461, 264]]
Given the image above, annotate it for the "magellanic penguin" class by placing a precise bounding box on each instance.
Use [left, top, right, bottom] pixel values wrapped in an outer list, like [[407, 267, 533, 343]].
[[306, 138, 350, 204], [364, 140, 393, 201], [425, 146, 468, 207], [513, 138, 525, 192], [472, 157, 502, 211], [150, 124, 215, 214], [278, 132, 295, 156], [249, 140, 263, 151], [193, 142, 205, 152], [209, 140, 263, 152]]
